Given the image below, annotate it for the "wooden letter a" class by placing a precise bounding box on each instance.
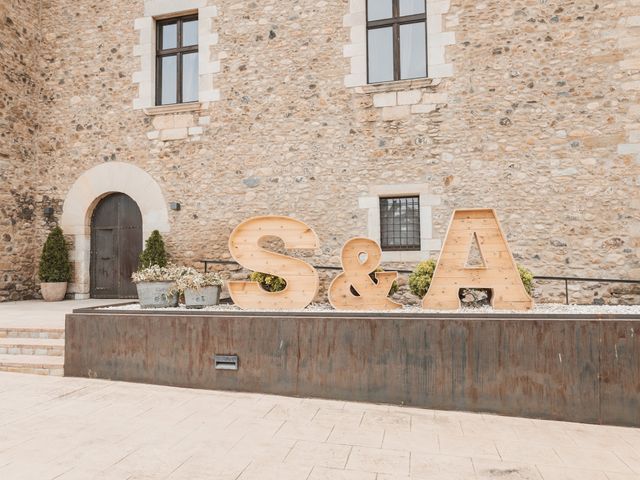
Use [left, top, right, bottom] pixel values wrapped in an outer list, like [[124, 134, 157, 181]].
[[422, 209, 533, 311]]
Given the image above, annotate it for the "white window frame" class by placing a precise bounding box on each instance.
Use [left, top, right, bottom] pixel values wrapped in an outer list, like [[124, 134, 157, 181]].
[[359, 184, 442, 262], [133, 0, 220, 111], [344, 0, 454, 88]]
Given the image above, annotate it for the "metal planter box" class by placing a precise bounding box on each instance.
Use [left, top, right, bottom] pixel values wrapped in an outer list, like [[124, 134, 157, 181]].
[[184, 286, 220, 309], [135, 281, 178, 308]]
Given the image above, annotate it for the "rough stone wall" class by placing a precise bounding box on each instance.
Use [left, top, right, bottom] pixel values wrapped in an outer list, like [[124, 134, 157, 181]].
[[8, 0, 640, 304], [439, 0, 640, 304], [0, 0, 46, 301]]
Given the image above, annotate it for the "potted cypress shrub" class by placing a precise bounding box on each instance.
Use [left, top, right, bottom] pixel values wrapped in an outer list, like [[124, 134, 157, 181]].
[[39, 226, 72, 302], [132, 230, 178, 308], [139, 230, 168, 269], [176, 271, 223, 309]]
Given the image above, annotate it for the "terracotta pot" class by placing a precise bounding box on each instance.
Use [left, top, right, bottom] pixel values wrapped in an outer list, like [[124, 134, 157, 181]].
[[41, 282, 68, 302]]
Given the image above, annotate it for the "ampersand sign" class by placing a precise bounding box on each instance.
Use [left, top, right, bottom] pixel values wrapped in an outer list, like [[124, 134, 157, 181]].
[[329, 237, 402, 311]]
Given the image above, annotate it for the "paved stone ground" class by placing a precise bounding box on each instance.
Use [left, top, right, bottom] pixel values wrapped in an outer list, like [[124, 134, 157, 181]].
[[0, 373, 639, 479], [0, 299, 129, 329]]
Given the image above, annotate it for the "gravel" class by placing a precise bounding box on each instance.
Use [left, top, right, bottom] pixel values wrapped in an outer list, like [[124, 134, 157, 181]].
[[99, 302, 640, 315]]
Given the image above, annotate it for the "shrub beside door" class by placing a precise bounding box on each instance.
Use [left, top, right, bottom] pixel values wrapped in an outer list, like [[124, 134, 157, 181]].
[[39, 226, 71, 302]]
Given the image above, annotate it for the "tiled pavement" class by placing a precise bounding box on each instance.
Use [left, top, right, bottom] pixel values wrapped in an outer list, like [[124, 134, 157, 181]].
[[0, 299, 128, 330], [0, 373, 638, 479]]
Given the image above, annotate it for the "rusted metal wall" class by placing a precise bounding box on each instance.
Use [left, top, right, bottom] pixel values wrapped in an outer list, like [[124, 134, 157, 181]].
[[65, 311, 640, 426]]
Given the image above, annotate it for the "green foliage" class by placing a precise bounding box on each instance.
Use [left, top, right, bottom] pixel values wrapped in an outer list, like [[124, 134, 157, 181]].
[[138, 230, 168, 269], [518, 264, 534, 296], [39, 227, 71, 283], [250, 271, 287, 292], [408, 259, 437, 298]]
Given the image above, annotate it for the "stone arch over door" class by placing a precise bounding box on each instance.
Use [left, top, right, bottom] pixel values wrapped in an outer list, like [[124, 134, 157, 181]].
[[60, 162, 170, 299]]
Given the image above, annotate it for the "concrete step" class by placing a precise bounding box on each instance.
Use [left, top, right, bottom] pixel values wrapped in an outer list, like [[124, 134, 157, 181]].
[[0, 354, 64, 376], [0, 338, 65, 357], [0, 327, 65, 340]]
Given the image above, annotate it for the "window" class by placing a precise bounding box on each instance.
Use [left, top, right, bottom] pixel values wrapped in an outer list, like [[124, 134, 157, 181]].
[[156, 15, 199, 105], [379, 196, 421, 251], [366, 0, 427, 83]]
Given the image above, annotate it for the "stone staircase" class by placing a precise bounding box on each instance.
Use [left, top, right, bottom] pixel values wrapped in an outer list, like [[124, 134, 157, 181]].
[[0, 327, 64, 376]]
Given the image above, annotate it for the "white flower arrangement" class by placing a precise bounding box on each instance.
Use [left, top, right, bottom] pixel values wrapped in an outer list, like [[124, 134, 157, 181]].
[[132, 264, 196, 283], [175, 271, 223, 292]]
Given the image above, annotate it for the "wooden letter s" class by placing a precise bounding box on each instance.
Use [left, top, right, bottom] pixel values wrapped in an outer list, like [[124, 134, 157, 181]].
[[228, 216, 320, 310]]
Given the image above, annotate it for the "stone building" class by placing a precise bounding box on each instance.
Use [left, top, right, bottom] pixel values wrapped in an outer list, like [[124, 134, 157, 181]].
[[1, 0, 639, 304]]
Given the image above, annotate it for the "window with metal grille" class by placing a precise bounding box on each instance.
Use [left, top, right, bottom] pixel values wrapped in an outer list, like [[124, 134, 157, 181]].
[[379, 196, 421, 251], [366, 0, 427, 83], [156, 15, 199, 105]]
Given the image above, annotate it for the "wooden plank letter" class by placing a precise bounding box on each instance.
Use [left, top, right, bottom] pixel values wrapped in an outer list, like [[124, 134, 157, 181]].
[[329, 237, 402, 311], [422, 209, 533, 311], [228, 216, 320, 310]]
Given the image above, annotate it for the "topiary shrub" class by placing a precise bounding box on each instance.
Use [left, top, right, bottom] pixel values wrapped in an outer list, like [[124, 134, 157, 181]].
[[138, 230, 168, 269], [408, 259, 437, 298], [39, 226, 72, 283], [250, 271, 287, 292]]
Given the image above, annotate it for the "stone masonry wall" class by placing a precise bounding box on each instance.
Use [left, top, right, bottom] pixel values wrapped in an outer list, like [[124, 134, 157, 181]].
[[3, 0, 639, 304], [0, 0, 46, 301]]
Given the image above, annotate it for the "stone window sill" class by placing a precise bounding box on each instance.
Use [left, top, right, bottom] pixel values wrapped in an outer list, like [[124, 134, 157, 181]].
[[380, 249, 429, 263], [143, 102, 202, 116], [355, 78, 437, 94]]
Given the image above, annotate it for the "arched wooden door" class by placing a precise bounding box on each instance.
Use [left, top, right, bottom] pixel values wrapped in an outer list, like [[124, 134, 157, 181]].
[[90, 193, 142, 298]]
